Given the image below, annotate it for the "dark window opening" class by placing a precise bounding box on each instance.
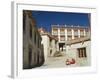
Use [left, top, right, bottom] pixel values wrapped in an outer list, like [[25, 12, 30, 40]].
[[34, 32, 36, 43], [38, 39, 40, 48], [59, 43, 65, 51], [23, 11, 26, 33], [77, 47, 87, 58], [30, 23, 32, 39], [28, 47, 32, 68]]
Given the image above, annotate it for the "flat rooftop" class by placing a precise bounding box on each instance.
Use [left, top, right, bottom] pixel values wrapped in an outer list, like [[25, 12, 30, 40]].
[[51, 24, 90, 29]]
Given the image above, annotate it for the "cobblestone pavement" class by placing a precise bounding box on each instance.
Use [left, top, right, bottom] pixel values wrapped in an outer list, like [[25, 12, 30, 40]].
[[36, 54, 77, 69]]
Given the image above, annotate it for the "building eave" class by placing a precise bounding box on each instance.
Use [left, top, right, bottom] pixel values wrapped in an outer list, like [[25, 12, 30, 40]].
[[66, 37, 91, 45]]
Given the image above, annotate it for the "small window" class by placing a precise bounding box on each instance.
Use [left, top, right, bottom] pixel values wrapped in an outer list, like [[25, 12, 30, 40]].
[[34, 31, 36, 43], [74, 36, 78, 39], [28, 47, 32, 67], [30, 23, 32, 39], [74, 29, 78, 36], [23, 11, 26, 33], [67, 35, 72, 41], [77, 47, 87, 58], [60, 36, 65, 41]]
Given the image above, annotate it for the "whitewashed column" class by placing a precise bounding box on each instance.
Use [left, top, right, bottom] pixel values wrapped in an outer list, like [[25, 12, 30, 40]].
[[84, 29, 86, 36], [51, 28, 53, 35], [58, 28, 60, 42], [65, 29, 67, 41], [72, 29, 74, 39], [56, 41, 59, 51], [78, 29, 80, 38]]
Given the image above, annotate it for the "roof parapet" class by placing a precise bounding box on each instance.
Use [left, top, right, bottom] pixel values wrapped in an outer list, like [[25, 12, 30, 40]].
[[51, 24, 89, 28]]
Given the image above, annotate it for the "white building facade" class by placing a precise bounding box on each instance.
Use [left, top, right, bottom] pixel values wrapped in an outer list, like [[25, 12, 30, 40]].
[[38, 28, 58, 61], [51, 25, 90, 52], [66, 37, 91, 66]]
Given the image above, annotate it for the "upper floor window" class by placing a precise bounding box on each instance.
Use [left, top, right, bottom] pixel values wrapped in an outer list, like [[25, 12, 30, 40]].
[[67, 35, 72, 41], [34, 31, 36, 44], [77, 47, 87, 58], [80, 29, 84, 36], [60, 29, 65, 34], [74, 29, 78, 36], [67, 29, 72, 35], [23, 11, 26, 33], [49, 39, 52, 47], [60, 36, 65, 41], [85, 29, 89, 36], [30, 23, 32, 39], [53, 29, 58, 35], [74, 36, 78, 39]]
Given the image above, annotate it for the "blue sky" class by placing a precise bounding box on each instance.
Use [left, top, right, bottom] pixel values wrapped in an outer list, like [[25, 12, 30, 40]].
[[32, 11, 90, 32]]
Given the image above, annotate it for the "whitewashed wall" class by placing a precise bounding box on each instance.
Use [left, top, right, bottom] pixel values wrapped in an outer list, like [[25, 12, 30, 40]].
[[41, 35, 50, 61], [66, 41, 91, 66], [51, 39, 56, 56]]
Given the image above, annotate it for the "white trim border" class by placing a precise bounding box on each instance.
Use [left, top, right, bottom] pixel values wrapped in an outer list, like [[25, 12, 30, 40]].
[[11, 1, 97, 79]]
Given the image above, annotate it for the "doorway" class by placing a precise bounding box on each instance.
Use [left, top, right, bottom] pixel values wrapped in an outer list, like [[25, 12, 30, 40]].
[[28, 47, 32, 68], [59, 43, 65, 51]]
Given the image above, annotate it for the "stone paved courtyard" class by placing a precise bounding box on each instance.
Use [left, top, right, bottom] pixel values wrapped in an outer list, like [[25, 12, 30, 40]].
[[36, 53, 77, 69]]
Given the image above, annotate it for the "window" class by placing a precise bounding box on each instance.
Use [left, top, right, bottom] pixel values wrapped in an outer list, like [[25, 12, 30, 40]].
[[60, 29, 65, 34], [23, 11, 26, 33], [67, 35, 72, 40], [49, 39, 52, 47], [80, 29, 84, 36], [53, 29, 58, 35], [34, 31, 36, 44], [77, 47, 87, 58], [67, 29, 72, 35], [85, 29, 89, 37], [30, 23, 32, 39], [28, 47, 32, 68], [37, 37, 40, 48], [38, 39, 39, 48], [80, 35, 84, 38], [74, 36, 78, 39], [74, 29, 78, 36], [60, 36, 65, 41]]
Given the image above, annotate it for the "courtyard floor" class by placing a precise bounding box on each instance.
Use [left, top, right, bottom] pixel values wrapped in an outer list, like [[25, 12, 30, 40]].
[[36, 53, 77, 69]]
